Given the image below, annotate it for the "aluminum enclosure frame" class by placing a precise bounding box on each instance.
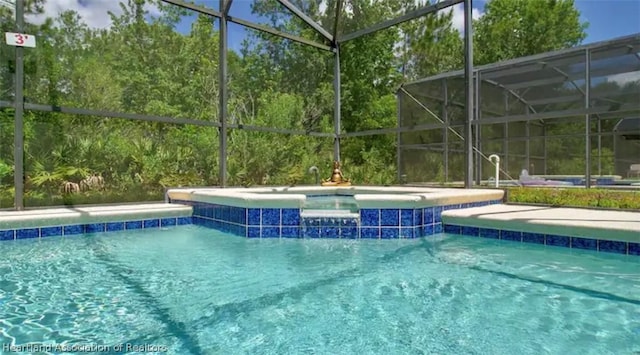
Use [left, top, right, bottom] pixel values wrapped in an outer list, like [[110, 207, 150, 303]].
[[4, 0, 469, 209]]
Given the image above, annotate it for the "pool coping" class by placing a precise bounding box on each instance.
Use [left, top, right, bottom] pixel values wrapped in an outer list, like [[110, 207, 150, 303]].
[[0, 203, 193, 230], [166, 186, 505, 209], [441, 204, 640, 255]]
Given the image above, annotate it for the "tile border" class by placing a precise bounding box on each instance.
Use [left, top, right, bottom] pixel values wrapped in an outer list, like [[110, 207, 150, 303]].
[[0, 217, 193, 241], [443, 224, 640, 256]]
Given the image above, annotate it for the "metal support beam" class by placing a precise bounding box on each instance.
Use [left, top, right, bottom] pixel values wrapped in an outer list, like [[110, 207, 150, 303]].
[[276, 0, 333, 42], [14, 0, 24, 210], [333, 45, 341, 162], [474, 72, 481, 185], [23, 103, 221, 127], [339, 0, 463, 42], [227, 124, 334, 137], [340, 122, 445, 137], [585, 49, 592, 188], [443, 79, 449, 182], [332, 0, 343, 43], [502, 91, 509, 176], [227, 16, 332, 52], [479, 103, 640, 125], [396, 93, 402, 183], [161, 0, 221, 17], [463, 0, 473, 188], [219, 5, 228, 186], [525, 118, 531, 173], [223, 0, 233, 15]]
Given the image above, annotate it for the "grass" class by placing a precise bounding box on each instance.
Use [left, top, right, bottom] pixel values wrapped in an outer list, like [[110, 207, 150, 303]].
[[505, 187, 640, 210]]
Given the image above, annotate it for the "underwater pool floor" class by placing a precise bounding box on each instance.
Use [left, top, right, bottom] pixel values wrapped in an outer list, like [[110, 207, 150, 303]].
[[0, 226, 638, 354]]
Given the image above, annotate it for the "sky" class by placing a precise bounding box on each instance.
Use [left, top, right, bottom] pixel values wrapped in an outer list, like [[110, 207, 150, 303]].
[[13, 0, 640, 53]]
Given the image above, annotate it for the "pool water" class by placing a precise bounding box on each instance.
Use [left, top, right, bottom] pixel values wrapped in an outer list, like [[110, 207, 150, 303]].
[[0, 226, 639, 354]]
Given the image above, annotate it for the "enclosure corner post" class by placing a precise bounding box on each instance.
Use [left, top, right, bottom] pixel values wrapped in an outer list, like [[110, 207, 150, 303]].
[[463, 0, 474, 189], [218, 0, 228, 187], [14, 0, 25, 210], [585, 48, 592, 189], [333, 44, 341, 163]]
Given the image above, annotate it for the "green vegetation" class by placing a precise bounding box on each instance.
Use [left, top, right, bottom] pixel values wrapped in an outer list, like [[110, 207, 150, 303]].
[[506, 187, 640, 210], [0, 0, 592, 208]]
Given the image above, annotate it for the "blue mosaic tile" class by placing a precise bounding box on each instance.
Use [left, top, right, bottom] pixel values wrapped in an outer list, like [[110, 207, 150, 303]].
[[423, 207, 435, 225], [282, 209, 300, 226], [248, 226, 260, 238], [342, 218, 358, 227], [233, 225, 247, 237], [0, 230, 14, 241], [41, 226, 62, 238], [361, 227, 380, 239], [400, 209, 413, 226], [202, 205, 214, 219], [434, 206, 444, 224], [361, 209, 379, 227], [177, 216, 192, 225], [201, 219, 215, 230], [106, 222, 125, 232], [322, 227, 339, 238], [125, 221, 143, 230], [64, 224, 85, 235], [444, 224, 461, 235], [400, 227, 414, 239], [261, 226, 280, 238], [321, 218, 342, 228], [248, 209, 261, 225], [17, 228, 39, 239], [221, 206, 232, 222], [461, 226, 479, 237], [572, 237, 597, 250], [443, 204, 460, 211], [160, 218, 177, 227], [546, 235, 570, 248], [422, 224, 434, 236], [234, 207, 247, 224], [501, 230, 522, 242], [143, 219, 160, 229], [262, 209, 281, 226], [434, 223, 443, 234], [380, 209, 400, 226], [413, 209, 423, 226], [381, 227, 399, 239], [281, 226, 300, 238], [86, 223, 105, 234], [479, 228, 499, 239], [598, 240, 627, 254], [522, 232, 545, 244], [413, 226, 421, 238], [629, 243, 640, 255], [303, 227, 321, 238], [341, 227, 358, 239]]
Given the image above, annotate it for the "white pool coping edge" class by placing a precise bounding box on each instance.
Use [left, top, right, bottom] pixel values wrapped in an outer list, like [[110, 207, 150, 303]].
[[0, 203, 193, 229], [442, 204, 640, 243], [166, 186, 505, 208]]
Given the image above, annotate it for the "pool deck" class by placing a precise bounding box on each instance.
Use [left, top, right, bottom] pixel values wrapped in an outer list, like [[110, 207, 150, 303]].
[[0, 203, 192, 229], [442, 204, 640, 242]]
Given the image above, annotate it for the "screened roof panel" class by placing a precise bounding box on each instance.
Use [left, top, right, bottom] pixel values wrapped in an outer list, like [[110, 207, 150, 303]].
[[400, 33, 640, 124]]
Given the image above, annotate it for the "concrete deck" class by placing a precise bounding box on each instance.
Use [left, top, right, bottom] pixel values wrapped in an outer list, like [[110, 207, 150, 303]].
[[442, 204, 640, 242], [0, 203, 192, 229]]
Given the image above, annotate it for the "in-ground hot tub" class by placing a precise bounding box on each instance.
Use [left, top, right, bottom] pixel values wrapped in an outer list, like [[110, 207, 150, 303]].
[[167, 186, 504, 239]]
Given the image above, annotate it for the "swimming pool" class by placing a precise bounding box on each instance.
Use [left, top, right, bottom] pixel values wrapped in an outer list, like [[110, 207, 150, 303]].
[[1, 226, 638, 354]]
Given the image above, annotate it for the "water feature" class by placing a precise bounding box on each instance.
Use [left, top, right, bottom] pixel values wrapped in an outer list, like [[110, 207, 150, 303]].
[[300, 195, 360, 238]]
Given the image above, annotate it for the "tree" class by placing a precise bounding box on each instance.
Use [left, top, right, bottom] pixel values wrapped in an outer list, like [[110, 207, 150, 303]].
[[474, 0, 588, 65]]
